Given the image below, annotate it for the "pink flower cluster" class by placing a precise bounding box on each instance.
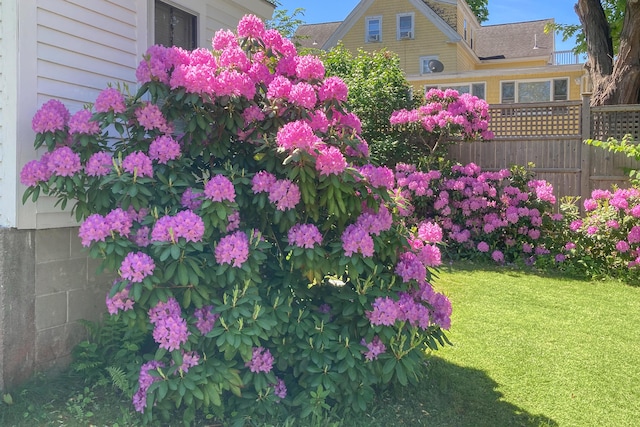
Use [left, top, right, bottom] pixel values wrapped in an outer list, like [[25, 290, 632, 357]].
[[94, 88, 126, 113], [148, 297, 190, 351], [69, 109, 100, 135], [85, 152, 113, 177], [204, 175, 236, 203], [106, 284, 134, 315], [251, 171, 300, 211], [245, 346, 274, 373], [119, 251, 155, 283], [215, 230, 250, 267], [390, 88, 494, 141], [361, 336, 386, 361], [79, 208, 134, 246], [122, 151, 153, 178], [341, 224, 375, 257], [133, 360, 165, 413], [288, 223, 323, 249], [151, 210, 205, 243], [32, 99, 70, 133], [149, 135, 181, 163], [194, 305, 219, 335]]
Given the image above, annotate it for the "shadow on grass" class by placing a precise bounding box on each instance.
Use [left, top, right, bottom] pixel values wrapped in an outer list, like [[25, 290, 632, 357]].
[[358, 356, 557, 427]]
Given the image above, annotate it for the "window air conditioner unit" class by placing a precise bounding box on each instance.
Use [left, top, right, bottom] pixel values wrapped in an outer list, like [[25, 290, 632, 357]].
[[368, 34, 380, 42], [400, 31, 412, 39]]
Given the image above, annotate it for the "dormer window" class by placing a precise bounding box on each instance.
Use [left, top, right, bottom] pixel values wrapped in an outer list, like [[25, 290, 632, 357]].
[[397, 13, 414, 40], [366, 16, 382, 43]]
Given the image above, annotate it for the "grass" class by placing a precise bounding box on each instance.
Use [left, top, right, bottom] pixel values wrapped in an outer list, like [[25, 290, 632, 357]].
[[2, 262, 640, 426]]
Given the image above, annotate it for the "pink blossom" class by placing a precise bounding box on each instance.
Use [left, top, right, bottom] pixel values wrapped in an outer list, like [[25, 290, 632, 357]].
[[245, 347, 274, 373], [94, 88, 126, 113], [341, 224, 374, 257], [318, 76, 348, 102], [47, 146, 82, 177], [295, 55, 325, 81], [361, 336, 386, 361], [122, 152, 153, 178], [32, 99, 70, 133], [477, 241, 490, 252], [268, 179, 300, 211], [135, 102, 170, 132], [252, 171, 277, 193], [288, 223, 323, 248], [20, 158, 52, 186], [119, 252, 155, 283], [69, 109, 100, 135], [290, 82, 317, 109], [237, 14, 265, 39], [149, 135, 181, 163], [215, 231, 249, 267], [204, 175, 236, 202], [85, 152, 113, 176], [276, 120, 322, 153], [315, 146, 346, 176], [79, 213, 111, 246]]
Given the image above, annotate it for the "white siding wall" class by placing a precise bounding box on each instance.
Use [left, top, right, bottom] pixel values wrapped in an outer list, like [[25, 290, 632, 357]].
[[15, 0, 273, 229], [0, 0, 18, 227]]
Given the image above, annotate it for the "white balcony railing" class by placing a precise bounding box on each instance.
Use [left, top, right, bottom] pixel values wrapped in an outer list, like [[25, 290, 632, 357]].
[[550, 50, 587, 65]]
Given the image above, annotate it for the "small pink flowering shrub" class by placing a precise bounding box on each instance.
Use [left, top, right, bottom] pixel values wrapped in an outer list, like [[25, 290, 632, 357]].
[[546, 188, 640, 282], [390, 88, 494, 167], [22, 15, 451, 425]]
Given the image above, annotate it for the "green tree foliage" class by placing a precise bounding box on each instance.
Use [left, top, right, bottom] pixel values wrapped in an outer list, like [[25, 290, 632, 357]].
[[466, 0, 489, 23], [266, 1, 306, 42], [321, 44, 418, 166], [546, 0, 624, 54]]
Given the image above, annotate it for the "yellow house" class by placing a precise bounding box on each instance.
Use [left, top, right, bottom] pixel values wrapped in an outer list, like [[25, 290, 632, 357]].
[[296, 0, 587, 104]]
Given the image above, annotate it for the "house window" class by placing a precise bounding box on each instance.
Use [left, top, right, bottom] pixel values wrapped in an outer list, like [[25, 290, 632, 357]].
[[439, 83, 486, 100], [366, 16, 382, 43], [501, 79, 568, 103], [420, 56, 440, 74], [463, 19, 467, 40], [155, 0, 197, 49], [397, 13, 414, 40]]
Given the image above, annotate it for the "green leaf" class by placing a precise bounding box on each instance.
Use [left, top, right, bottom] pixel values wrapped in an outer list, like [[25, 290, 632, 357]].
[[177, 263, 189, 286]]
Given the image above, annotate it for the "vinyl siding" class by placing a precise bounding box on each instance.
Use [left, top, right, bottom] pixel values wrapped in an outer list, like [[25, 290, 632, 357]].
[[0, 0, 5, 225], [30, 0, 141, 228]]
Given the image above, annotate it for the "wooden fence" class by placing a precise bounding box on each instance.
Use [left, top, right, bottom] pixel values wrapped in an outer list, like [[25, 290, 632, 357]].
[[447, 97, 640, 202]]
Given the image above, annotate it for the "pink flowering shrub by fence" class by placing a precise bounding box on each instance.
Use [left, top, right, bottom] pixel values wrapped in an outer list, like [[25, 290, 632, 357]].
[[393, 162, 560, 265], [21, 15, 452, 425], [389, 88, 494, 167], [547, 188, 640, 282]]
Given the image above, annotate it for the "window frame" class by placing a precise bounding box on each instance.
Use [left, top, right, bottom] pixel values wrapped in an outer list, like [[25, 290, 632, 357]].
[[365, 15, 382, 43], [153, 0, 198, 50], [396, 12, 414, 40], [501, 78, 570, 103], [432, 82, 487, 100]]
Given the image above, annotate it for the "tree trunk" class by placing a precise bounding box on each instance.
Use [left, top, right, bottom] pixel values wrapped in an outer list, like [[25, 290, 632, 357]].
[[575, 0, 613, 105], [578, 0, 640, 105]]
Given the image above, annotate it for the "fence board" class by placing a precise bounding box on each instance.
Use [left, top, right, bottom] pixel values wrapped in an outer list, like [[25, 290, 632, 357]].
[[446, 99, 640, 203]]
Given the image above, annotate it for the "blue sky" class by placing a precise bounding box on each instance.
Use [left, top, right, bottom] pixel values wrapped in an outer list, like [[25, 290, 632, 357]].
[[275, 0, 581, 51]]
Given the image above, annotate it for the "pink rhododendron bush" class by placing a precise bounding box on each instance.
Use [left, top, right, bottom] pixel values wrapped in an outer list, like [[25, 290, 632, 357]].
[[21, 15, 452, 425], [546, 187, 640, 282], [394, 162, 561, 265]]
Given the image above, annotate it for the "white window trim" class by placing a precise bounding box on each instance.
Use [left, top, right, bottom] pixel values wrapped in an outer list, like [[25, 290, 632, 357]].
[[149, 0, 202, 49], [419, 55, 439, 75], [500, 78, 570, 103], [396, 12, 414, 40], [437, 82, 487, 99], [365, 15, 382, 43]]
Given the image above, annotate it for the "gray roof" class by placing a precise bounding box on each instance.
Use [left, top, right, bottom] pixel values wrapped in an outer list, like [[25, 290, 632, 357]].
[[474, 19, 554, 60], [293, 22, 342, 50]]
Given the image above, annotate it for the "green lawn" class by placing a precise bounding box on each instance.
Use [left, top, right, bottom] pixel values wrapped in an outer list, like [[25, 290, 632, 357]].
[[417, 262, 640, 427], [3, 263, 640, 426]]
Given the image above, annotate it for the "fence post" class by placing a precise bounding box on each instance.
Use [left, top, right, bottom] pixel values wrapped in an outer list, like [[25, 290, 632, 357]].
[[580, 95, 592, 200]]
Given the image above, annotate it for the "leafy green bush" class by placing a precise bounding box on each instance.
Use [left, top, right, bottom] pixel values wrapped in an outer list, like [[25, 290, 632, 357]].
[[21, 16, 451, 425], [321, 44, 418, 166]]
